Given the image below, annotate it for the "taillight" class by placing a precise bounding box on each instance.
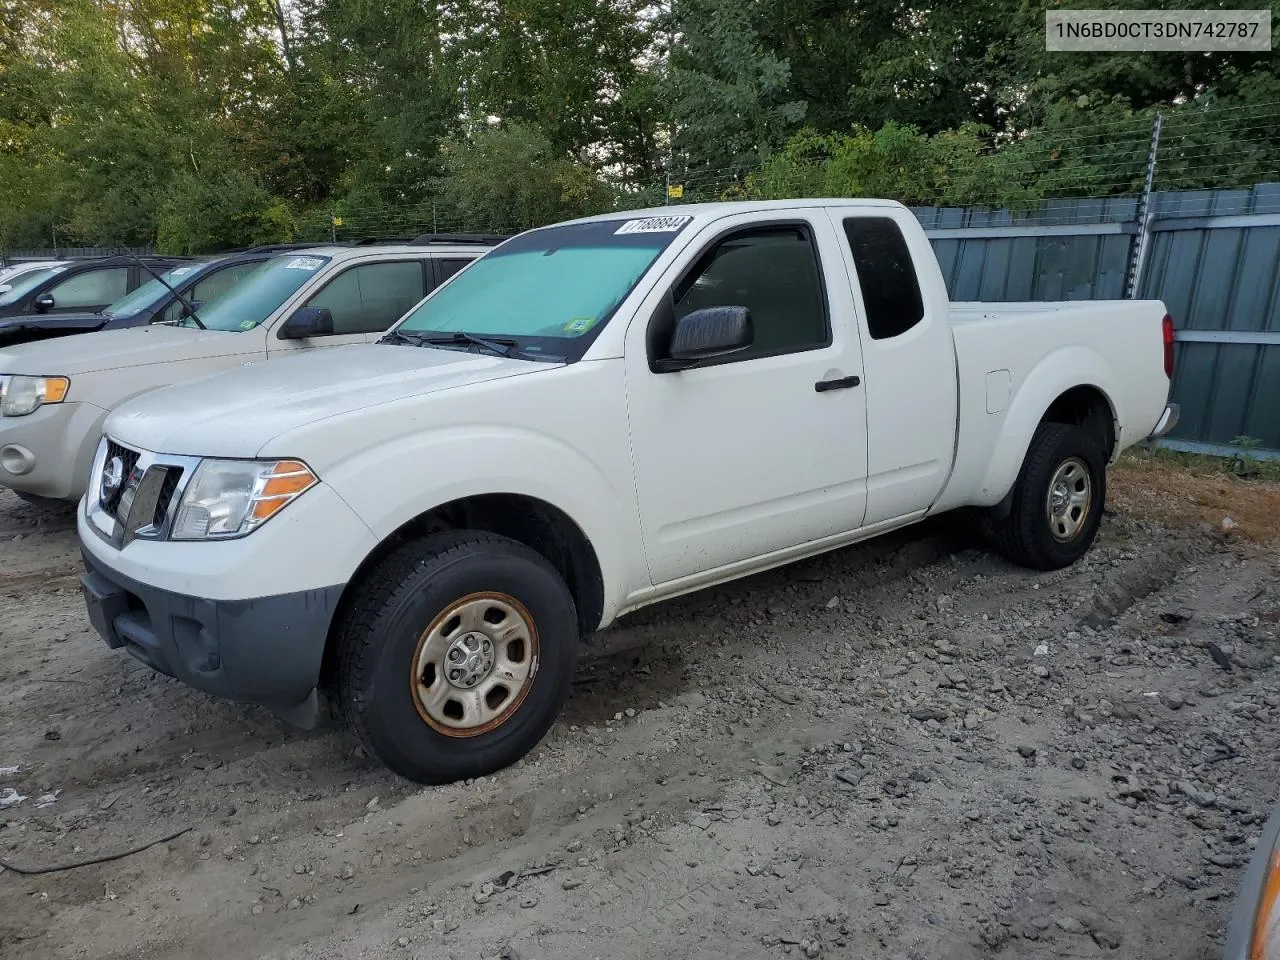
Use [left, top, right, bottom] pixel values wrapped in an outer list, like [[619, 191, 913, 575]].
[[1162, 313, 1175, 379]]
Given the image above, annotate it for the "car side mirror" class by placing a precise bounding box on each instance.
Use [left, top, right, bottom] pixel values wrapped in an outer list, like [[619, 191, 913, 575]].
[[279, 306, 334, 340], [182, 300, 204, 317], [33, 293, 55, 313], [654, 306, 753, 372]]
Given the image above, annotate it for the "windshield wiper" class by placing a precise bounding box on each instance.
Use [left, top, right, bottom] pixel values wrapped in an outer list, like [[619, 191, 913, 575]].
[[380, 329, 428, 346], [421, 331, 516, 357], [116, 248, 206, 330]]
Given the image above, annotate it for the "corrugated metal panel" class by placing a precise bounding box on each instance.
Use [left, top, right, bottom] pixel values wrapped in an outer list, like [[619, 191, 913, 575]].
[[913, 186, 1280, 452]]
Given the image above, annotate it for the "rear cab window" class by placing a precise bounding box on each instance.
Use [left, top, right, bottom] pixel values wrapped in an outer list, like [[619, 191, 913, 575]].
[[842, 217, 925, 340]]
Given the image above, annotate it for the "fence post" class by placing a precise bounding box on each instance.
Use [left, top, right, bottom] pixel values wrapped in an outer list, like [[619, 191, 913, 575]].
[[330, 206, 337, 243], [1125, 112, 1162, 299]]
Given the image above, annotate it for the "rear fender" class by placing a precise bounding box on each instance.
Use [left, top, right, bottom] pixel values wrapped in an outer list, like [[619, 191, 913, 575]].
[[977, 346, 1118, 505]]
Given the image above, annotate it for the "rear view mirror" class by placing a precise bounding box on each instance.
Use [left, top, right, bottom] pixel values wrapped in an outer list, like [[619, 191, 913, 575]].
[[279, 306, 334, 340], [654, 305, 753, 371], [33, 293, 55, 313]]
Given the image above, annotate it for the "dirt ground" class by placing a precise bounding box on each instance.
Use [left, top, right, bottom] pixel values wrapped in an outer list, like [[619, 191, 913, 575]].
[[2, 459, 1280, 960]]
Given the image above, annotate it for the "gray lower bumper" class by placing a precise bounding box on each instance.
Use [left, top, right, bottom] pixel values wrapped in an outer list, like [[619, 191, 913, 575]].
[[1148, 402, 1180, 439], [80, 549, 343, 717]]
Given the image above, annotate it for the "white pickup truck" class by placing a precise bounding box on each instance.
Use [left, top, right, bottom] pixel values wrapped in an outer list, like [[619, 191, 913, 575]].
[[77, 199, 1179, 785]]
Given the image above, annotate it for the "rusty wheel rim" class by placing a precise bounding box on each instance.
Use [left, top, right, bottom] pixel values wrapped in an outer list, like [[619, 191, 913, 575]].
[[410, 592, 539, 738]]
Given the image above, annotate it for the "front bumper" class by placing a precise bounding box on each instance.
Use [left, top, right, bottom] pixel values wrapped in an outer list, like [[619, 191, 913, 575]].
[[0, 401, 108, 500], [1147, 402, 1180, 440], [80, 546, 343, 713]]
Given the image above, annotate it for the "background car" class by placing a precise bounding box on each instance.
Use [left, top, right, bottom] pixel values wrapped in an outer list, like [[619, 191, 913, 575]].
[[1222, 798, 1280, 959], [0, 259, 68, 293], [0, 244, 325, 347], [0, 254, 191, 327]]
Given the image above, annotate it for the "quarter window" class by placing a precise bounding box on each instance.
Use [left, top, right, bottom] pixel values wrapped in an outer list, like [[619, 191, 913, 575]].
[[436, 258, 475, 285], [842, 217, 924, 340], [304, 261, 426, 335], [670, 226, 829, 360]]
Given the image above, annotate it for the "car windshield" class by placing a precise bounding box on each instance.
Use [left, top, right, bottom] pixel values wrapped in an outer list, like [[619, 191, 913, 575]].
[[393, 215, 695, 357], [182, 254, 330, 332], [103, 263, 204, 318], [0, 265, 66, 306]]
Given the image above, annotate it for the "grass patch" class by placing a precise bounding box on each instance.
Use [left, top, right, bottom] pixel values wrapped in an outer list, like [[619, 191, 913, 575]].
[[1111, 443, 1280, 543]]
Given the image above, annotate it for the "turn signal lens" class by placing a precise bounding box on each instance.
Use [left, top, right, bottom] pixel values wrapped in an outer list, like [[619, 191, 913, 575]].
[[250, 461, 317, 522]]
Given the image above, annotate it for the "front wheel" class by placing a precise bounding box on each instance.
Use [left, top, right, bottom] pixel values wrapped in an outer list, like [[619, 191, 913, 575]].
[[987, 422, 1107, 571], [335, 531, 578, 784]]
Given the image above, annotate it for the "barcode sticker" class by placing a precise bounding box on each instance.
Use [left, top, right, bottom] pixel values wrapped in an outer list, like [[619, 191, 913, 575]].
[[614, 216, 693, 235]]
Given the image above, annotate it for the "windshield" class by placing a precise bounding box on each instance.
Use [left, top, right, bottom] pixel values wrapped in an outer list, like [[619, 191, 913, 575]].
[[0, 265, 66, 306], [103, 263, 204, 318], [393, 215, 694, 358], [183, 254, 330, 332]]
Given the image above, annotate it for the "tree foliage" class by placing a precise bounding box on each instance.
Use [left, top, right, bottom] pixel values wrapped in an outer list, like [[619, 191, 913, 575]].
[[1, 0, 1278, 252]]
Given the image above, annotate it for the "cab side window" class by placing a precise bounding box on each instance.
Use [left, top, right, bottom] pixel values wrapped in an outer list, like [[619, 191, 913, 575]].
[[842, 217, 924, 340], [47, 267, 129, 309], [304, 261, 426, 335], [669, 226, 829, 361]]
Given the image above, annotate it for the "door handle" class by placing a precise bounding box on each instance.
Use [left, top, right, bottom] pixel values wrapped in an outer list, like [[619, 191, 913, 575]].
[[814, 375, 861, 392]]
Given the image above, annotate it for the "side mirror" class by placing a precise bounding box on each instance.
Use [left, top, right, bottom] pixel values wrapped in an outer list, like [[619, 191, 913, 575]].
[[33, 293, 55, 313], [655, 305, 753, 372], [279, 306, 334, 340], [181, 300, 204, 317]]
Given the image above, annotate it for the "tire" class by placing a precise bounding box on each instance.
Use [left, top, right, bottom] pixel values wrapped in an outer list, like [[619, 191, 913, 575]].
[[335, 531, 578, 785], [987, 422, 1107, 571]]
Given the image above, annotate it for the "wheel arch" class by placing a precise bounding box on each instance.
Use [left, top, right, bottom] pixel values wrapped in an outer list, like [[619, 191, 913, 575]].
[[321, 492, 605, 688]]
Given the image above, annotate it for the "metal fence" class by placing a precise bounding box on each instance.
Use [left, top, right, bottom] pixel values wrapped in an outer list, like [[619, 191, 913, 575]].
[[0, 246, 155, 265], [909, 182, 1280, 456]]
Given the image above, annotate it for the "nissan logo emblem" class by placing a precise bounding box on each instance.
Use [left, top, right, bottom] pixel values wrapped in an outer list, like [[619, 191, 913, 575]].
[[100, 455, 125, 502]]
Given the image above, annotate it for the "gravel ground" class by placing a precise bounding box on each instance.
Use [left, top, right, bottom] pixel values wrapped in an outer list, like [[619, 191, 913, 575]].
[[1, 471, 1279, 960]]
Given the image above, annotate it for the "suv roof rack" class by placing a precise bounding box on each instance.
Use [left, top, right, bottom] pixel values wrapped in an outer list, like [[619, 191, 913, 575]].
[[240, 242, 331, 254], [352, 236, 416, 246], [410, 233, 510, 246]]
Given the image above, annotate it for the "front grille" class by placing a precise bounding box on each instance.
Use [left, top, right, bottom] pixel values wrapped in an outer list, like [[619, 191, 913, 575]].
[[102, 440, 141, 518], [153, 467, 184, 527]]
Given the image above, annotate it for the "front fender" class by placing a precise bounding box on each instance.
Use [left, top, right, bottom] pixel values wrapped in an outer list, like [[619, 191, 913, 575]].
[[317, 425, 645, 628], [977, 346, 1119, 504]]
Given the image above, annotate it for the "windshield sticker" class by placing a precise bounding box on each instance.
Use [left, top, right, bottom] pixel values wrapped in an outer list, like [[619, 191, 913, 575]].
[[48, 266, 68, 274], [170, 266, 195, 277], [284, 256, 324, 271], [562, 316, 597, 334], [238, 319, 257, 330], [614, 215, 693, 235]]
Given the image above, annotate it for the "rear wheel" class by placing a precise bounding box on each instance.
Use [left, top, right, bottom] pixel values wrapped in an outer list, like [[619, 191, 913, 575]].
[[335, 531, 578, 784], [987, 422, 1106, 571]]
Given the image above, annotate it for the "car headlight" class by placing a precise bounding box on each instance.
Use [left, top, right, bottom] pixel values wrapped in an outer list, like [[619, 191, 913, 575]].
[[171, 458, 317, 540], [0, 375, 70, 417]]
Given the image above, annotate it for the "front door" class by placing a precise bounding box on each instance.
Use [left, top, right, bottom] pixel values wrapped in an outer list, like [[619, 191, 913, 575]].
[[623, 212, 870, 587], [267, 259, 429, 356]]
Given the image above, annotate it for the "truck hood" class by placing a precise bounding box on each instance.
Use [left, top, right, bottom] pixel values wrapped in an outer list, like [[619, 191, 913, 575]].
[[0, 324, 250, 376], [106, 343, 557, 458]]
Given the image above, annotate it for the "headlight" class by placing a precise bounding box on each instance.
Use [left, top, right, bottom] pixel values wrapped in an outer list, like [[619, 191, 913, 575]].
[[0, 375, 70, 417], [171, 458, 317, 540]]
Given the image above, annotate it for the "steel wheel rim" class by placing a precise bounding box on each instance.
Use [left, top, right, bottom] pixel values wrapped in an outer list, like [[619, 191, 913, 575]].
[[410, 592, 539, 738], [1045, 457, 1092, 542]]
